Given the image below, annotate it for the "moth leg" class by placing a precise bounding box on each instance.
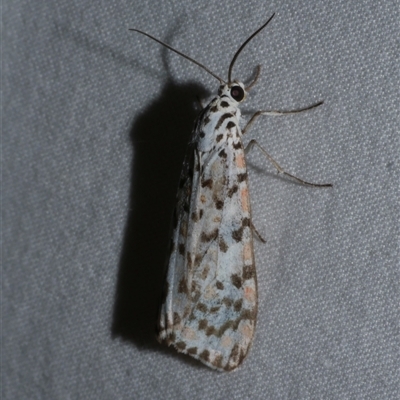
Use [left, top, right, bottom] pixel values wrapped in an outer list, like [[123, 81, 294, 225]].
[[245, 140, 332, 188], [245, 65, 262, 91], [196, 95, 206, 110], [251, 221, 266, 243], [242, 101, 323, 135]]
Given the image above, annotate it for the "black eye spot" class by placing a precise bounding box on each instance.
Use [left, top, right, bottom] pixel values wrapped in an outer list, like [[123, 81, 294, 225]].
[[230, 86, 244, 102]]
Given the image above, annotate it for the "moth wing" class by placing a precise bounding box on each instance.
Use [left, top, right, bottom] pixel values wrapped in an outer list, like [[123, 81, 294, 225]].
[[158, 143, 196, 337], [159, 139, 257, 372]]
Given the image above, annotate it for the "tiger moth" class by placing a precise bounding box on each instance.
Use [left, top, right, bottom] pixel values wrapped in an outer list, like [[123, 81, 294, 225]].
[[131, 13, 331, 372]]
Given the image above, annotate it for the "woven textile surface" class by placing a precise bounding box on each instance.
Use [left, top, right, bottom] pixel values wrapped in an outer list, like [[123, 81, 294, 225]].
[[3, 1, 399, 398]]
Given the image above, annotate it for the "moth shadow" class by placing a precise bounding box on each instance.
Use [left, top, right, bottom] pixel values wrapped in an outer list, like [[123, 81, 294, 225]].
[[112, 81, 209, 355]]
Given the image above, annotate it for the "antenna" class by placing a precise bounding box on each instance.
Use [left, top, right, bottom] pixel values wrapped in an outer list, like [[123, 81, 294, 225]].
[[228, 13, 275, 83], [129, 29, 226, 84]]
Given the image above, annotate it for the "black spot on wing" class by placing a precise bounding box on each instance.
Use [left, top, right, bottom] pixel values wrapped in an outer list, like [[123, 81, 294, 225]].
[[199, 319, 207, 330], [210, 105, 218, 113], [203, 116, 211, 125], [232, 226, 244, 242], [175, 342, 186, 350], [194, 253, 202, 266], [233, 141, 242, 149], [222, 298, 233, 307], [242, 308, 257, 320], [213, 354, 223, 369], [231, 274, 242, 288], [187, 347, 198, 355], [232, 218, 251, 242], [237, 172, 248, 182], [200, 350, 210, 362], [197, 303, 208, 312], [231, 343, 239, 360], [219, 237, 228, 252], [191, 212, 198, 222], [215, 200, 224, 209], [233, 299, 243, 312], [243, 264, 256, 280], [242, 217, 250, 227], [206, 326, 218, 336], [201, 178, 213, 189], [218, 148, 227, 158], [200, 228, 219, 242], [227, 184, 238, 197]]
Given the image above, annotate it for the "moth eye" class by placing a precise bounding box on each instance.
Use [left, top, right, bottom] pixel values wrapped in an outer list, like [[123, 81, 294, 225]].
[[230, 86, 245, 102]]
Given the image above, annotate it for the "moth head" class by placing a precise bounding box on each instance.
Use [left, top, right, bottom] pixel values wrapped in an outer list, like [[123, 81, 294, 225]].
[[219, 82, 247, 103]]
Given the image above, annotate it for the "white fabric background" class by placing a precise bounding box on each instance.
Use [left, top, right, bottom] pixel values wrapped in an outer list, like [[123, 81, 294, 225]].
[[3, 0, 399, 398]]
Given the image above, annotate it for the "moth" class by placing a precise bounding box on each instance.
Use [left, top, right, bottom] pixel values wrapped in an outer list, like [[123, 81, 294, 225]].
[[131, 14, 331, 372]]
